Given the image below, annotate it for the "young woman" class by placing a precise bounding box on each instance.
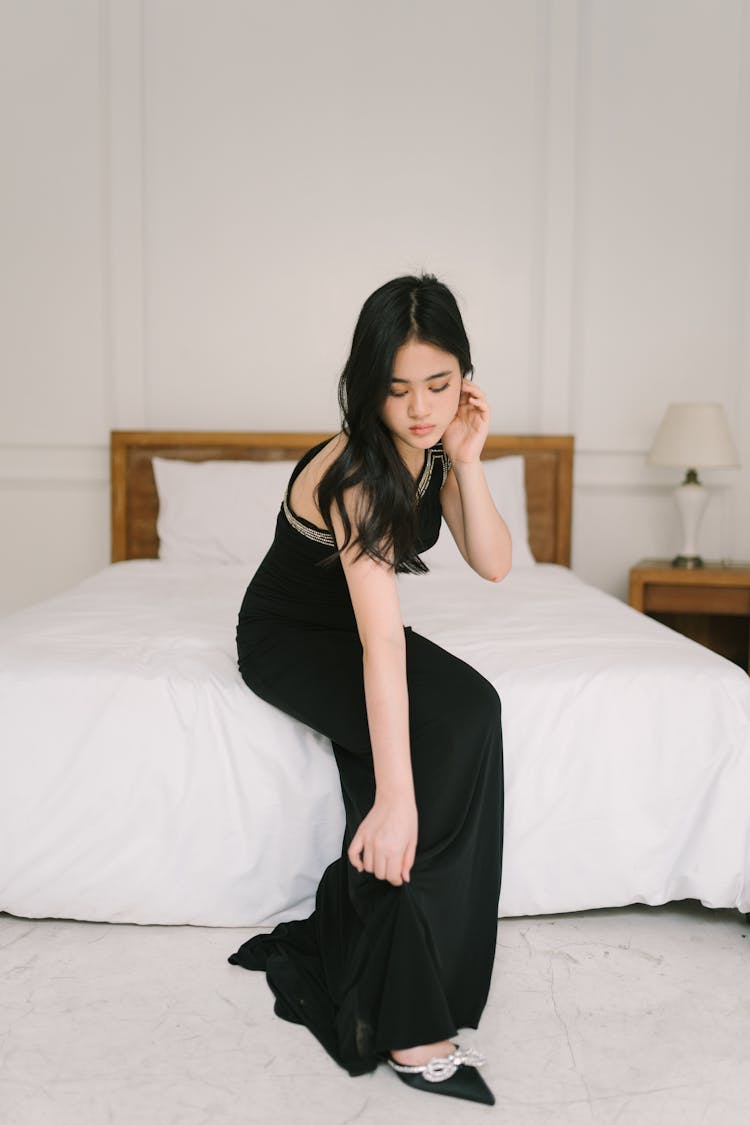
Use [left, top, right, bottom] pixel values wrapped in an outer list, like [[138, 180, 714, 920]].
[[228, 274, 510, 1106]]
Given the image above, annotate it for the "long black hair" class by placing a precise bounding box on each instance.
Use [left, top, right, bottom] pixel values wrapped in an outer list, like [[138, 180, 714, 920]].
[[316, 273, 473, 572]]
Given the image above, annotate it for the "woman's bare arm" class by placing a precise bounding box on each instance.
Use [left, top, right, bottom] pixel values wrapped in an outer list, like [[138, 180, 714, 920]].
[[439, 464, 512, 581], [329, 489, 418, 886], [440, 379, 513, 582]]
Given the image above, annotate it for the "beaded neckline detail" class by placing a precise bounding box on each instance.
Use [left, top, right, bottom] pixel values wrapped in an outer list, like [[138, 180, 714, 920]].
[[418, 442, 451, 499], [282, 494, 336, 546], [283, 442, 451, 546]]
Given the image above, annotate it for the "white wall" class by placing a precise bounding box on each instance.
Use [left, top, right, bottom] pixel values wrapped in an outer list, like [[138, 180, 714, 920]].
[[2, 0, 749, 615]]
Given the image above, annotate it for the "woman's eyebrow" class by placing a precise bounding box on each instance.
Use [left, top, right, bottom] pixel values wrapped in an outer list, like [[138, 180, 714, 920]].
[[390, 370, 453, 384]]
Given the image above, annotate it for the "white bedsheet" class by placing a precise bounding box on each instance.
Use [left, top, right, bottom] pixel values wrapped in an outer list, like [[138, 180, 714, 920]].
[[1, 561, 748, 926]]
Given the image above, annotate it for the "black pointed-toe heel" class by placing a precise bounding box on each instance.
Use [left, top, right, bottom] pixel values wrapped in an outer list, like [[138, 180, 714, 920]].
[[387, 1045, 495, 1106]]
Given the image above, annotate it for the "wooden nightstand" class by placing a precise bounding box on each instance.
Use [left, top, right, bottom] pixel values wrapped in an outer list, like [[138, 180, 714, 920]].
[[629, 559, 750, 674]]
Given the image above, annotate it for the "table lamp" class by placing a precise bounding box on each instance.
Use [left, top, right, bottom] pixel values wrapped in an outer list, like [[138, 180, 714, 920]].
[[647, 402, 740, 568]]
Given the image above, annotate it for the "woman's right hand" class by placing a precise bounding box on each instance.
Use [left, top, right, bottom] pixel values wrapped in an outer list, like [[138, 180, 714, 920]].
[[347, 794, 418, 886]]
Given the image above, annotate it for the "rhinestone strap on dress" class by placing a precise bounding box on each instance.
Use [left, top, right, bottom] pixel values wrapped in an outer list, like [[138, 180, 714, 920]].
[[281, 494, 336, 547], [413, 441, 450, 500], [415, 446, 436, 502]]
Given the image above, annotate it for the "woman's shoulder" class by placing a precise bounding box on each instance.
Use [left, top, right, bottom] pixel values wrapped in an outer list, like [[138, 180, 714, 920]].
[[316, 431, 348, 467], [289, 432, 348, 528], [303, 431, 349, 488]]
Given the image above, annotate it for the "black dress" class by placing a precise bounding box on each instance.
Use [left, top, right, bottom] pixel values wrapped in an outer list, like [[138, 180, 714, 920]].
[[229, 438, 504, 1077]]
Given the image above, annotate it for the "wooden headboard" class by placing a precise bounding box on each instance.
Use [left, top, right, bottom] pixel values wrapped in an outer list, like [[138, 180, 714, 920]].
[[111, 431, 574, 566]]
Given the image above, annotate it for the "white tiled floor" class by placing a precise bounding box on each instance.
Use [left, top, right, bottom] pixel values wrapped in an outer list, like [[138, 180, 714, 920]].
[[1, 901, 748, 1125]]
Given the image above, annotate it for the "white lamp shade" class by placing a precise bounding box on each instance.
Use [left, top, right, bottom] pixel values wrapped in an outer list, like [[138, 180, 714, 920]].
[[647, 402, 740, 469]]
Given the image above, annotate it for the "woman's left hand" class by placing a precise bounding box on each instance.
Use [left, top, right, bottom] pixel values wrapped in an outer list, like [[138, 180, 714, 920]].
[[441, 378, 491, 465]]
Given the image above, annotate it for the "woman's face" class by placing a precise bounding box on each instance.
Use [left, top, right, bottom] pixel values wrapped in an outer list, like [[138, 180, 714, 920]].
[[380, 339, 463, 469]]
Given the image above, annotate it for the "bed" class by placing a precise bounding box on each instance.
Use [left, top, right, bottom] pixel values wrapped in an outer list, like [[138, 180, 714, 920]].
[[0, 430, 748, 927]]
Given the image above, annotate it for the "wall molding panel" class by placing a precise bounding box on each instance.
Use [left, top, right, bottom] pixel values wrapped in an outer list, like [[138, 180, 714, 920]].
[[731, 0, 750, 561], [0, 446, 109, 486], [538, 0, 581, 436], [105, 0, 148, 430], [3, 0, 750, 613]]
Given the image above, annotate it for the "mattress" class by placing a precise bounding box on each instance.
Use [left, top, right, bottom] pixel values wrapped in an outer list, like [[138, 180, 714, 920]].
[[1, 560, 748, 926]]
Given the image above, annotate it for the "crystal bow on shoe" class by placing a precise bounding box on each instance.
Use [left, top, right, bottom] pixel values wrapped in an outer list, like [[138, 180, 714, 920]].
[[387, 1046, 487, 1083]]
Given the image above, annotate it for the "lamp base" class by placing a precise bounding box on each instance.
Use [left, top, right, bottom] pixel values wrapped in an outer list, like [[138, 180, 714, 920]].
[[672, 478, 709, 569], [671, 554, 704, 569]]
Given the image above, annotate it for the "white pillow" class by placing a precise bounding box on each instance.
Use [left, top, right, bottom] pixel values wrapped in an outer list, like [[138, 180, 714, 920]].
[[421, 454, 536, 570], [152, 457, 295, 565]]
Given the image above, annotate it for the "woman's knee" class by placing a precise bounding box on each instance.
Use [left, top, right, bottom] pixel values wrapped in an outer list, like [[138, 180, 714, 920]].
[[405, 631, 501, 734], [442, 662, 501, 739], [465, 664, 501, 719]]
